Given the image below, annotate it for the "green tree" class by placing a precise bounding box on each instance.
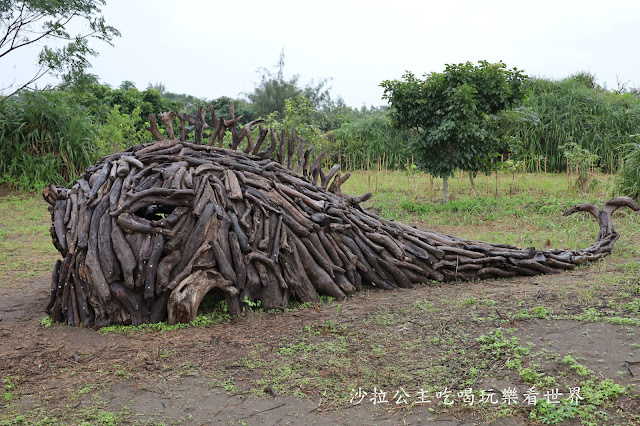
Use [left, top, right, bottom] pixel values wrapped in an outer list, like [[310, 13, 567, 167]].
[[68, 83, 182, 129], [267, 94, 321, 146], [0, 0, 120, 101], [97, 104, 147, 153], [562, 138, 600, 191], [120, 80, 137, 90], [381, 61, 526, 202], [206, 95, 254, 122], [314, 96, 361, 132], [246, 50, 332, 119]]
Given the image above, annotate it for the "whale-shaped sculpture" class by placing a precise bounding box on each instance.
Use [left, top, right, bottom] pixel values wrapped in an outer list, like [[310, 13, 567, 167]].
[[43, 106, 639, 328]]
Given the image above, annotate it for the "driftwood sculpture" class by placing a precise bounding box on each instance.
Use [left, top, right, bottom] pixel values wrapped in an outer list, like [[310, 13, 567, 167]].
[[44, 106, 639, 328]]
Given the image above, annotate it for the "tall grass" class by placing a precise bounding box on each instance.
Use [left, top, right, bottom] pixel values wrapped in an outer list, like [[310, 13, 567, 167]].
[[616, 138, 640, 200], [0, 91, 98, 189], [507, 74, 640, 173], [329, 109, 417, 170]]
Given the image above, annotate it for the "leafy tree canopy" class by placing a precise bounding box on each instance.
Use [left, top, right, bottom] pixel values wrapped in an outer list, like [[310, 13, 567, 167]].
[[0, 0, 120, 101], [267, 94, 321, 146], [207, 95, 254, 122], [381, 61, 527, 185], [67, 82, 183, 130], [246, 50, 332, 120]]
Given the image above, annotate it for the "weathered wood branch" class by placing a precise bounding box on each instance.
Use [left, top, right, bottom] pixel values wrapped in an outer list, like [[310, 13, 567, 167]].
[[146, 114, 165, 142]]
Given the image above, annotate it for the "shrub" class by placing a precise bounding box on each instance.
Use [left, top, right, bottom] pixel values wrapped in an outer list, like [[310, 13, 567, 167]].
[[0, 90, 98, 189]]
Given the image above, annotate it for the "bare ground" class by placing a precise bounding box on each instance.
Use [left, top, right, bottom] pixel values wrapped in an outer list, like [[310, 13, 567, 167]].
[[2, 265, 639, 425]]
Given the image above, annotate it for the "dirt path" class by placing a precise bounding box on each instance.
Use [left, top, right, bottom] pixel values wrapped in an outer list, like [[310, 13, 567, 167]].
[[2, 266, 639, 425]]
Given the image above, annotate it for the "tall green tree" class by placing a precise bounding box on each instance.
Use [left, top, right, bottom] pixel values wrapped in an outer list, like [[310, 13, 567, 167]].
[[246, 50, 332, 119], [381, 61, 526, 202], [0, 0, 120, 101]]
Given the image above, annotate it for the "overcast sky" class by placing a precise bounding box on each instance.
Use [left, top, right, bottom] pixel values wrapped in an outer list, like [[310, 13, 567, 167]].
[[3, 0, 640, 107]]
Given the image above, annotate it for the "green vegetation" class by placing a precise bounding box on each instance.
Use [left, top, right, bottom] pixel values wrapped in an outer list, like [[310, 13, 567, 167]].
[[342, 168, 639, 252], [381, 60, 527, 201], [3, 50, 640, 200], [266, 95, 323, 147], [505, 73, 640, 174], [562, 140, 600, 191], [40, 317, 53, 328], [3, 378, 16, 402], [70, 82, 183, 127], [0, 90, 98, 188], [616, 136, 640, 199], [0, 193, 58, 284], [98, 304, 231, 334], [330, 108, 416, 170], [0, 83, 185, 189], [475, 329, 628, 425], [246, 50, 332, 121]]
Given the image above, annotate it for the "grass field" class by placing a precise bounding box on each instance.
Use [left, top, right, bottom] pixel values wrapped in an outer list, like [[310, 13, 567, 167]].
[[1, 169, 640, 425], [345, 168, 636, 250]]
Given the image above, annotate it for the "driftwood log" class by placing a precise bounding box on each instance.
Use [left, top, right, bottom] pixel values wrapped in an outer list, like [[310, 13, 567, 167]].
[[43, 106, 640, 328]]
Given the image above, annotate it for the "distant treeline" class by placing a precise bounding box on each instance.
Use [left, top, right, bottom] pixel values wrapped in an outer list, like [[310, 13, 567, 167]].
[[1, 72, 639, 190]]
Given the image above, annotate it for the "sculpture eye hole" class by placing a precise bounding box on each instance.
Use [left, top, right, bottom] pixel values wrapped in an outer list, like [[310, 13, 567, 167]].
[[134, 204, 175, 221]]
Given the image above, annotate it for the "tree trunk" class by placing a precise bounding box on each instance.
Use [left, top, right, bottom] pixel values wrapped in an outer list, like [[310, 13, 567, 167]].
[[443, 175, 450, 203], [468, 171, 475, 188]]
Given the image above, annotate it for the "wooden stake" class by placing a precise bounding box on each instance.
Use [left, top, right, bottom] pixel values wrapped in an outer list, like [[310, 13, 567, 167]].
[[610, 155, 614, 175], [367, 153, 371, 192], [376, 156, 379, 193], [407, 158, 410, 190]]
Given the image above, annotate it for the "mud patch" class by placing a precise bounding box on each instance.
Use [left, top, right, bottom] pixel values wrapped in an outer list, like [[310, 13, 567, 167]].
[[515, 319, 640, 385]]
